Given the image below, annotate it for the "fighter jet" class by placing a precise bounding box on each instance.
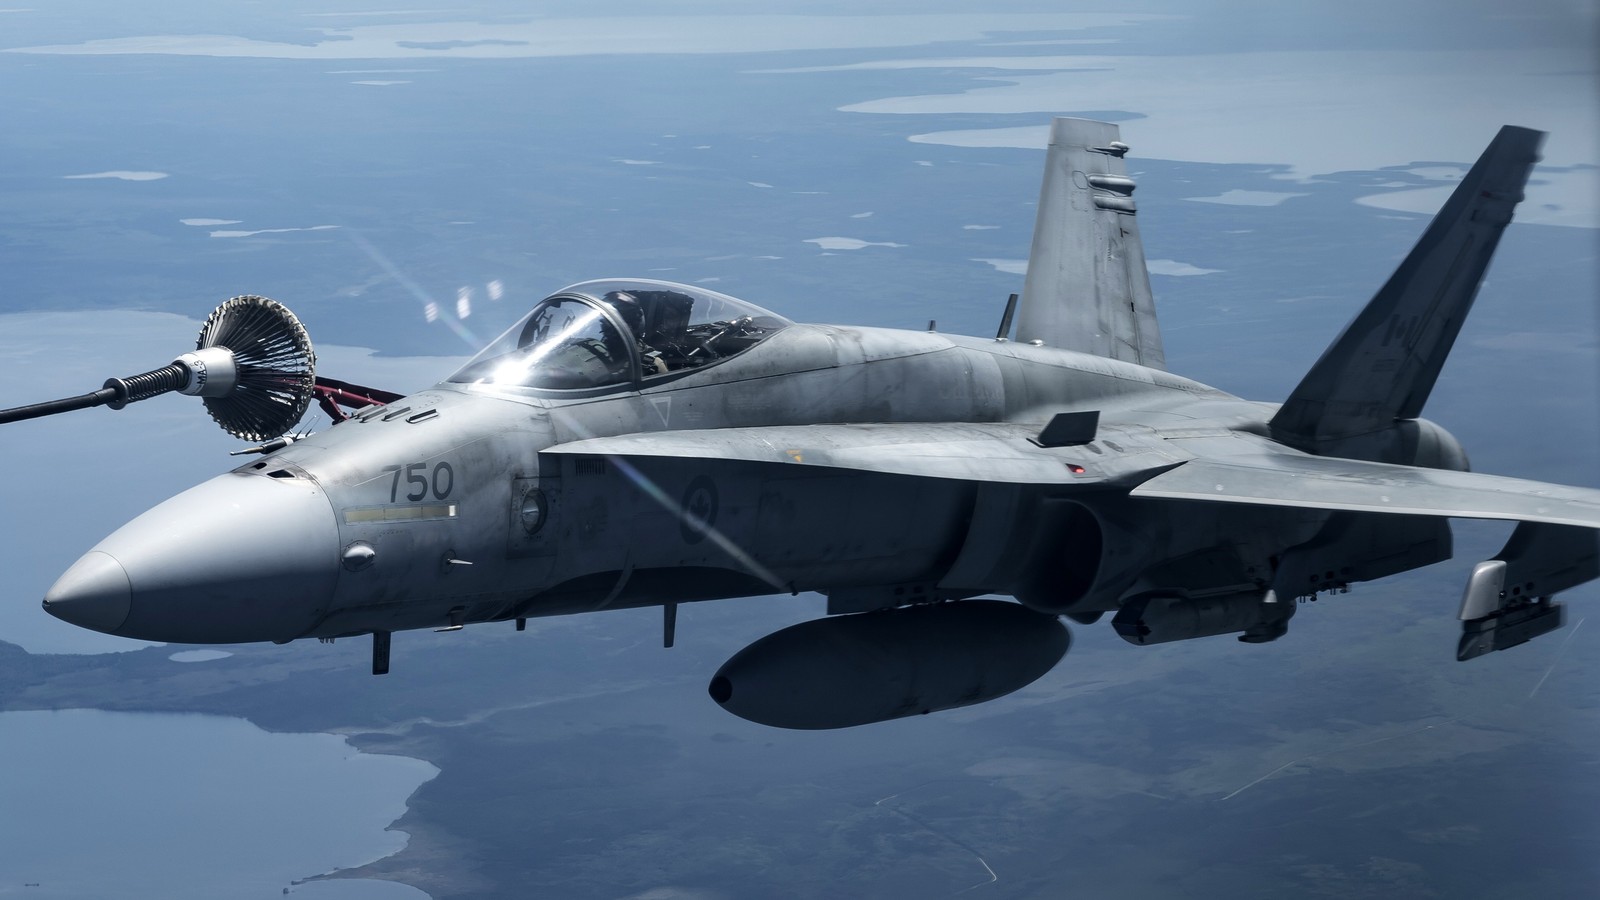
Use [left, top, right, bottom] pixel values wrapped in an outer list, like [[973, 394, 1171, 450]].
[[11, 119, 1597, 729]]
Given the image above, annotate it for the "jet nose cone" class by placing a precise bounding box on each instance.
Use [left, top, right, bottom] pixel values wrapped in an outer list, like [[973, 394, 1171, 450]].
[[50, 470, 340, 644], [43, 551, 132, 633]]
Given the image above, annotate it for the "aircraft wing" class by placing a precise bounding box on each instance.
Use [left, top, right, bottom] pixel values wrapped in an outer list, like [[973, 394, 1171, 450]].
[[1131, 455, 1600, 529], [544, 423, 1176, 486], [551, 424, 1600, 528]]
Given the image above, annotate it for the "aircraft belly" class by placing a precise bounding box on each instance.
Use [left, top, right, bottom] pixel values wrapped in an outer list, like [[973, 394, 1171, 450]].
[[988, 493, 1331, 615], [750, 470, 972, 587], [523, 458, 973, 615]]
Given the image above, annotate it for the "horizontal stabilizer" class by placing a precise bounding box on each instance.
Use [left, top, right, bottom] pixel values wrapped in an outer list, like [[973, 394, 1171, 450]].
[[1271, 125, 1543, 449], [1131, 455, 1600, 529]]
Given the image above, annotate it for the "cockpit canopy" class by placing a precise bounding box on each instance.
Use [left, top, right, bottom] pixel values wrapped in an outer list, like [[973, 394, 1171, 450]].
[[448, 279, 791, 391]]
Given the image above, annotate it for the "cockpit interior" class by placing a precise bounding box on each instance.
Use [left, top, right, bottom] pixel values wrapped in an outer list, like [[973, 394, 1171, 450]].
[[449, 279, 791, 391]]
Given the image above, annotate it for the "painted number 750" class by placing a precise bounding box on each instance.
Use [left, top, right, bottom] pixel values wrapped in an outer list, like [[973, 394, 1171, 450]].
[[383, 462, 455, 502]]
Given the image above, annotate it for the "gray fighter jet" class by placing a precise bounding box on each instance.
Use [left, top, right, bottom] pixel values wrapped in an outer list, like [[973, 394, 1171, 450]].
[[14, 119, 1598, 729]]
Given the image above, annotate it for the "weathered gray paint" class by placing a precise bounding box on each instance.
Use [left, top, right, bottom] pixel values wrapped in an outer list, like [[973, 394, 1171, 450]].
[[1016, 118, 1165, 369], [39, 120, 1600, 713]]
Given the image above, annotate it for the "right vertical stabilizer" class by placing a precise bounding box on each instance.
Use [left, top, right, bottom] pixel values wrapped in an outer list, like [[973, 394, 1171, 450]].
[[1271, 126, 1544, 451]]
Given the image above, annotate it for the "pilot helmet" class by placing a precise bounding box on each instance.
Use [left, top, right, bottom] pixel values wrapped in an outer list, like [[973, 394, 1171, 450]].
[[602, 291, 645, 334]]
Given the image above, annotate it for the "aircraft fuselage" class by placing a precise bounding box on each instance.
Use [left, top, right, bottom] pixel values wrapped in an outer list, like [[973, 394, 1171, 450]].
[[47, 322, 1456, 648]]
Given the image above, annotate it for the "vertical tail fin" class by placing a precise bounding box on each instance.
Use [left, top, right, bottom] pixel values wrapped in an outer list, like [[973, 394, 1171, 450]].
[[1015, 118, 1165, 370], [1271, 126, 1544, 450]]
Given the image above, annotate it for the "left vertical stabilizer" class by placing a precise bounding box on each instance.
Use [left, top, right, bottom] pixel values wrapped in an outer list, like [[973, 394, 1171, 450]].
[[1015, 118, 1165, 370]]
